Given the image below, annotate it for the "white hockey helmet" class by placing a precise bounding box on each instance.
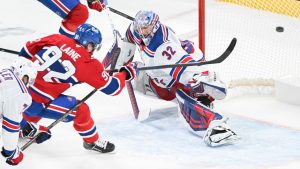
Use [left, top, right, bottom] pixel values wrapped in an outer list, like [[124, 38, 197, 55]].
[[133, 10, 160, 45], [12, 57, 37, 86]]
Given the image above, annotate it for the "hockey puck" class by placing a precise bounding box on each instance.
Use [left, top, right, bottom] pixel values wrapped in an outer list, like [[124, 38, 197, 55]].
[[276, 26, 284, 32]]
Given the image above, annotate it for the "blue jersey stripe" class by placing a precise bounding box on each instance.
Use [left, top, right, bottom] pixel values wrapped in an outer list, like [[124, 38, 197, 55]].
[[19, 48, 32, 59], [3, 126, 19, 133], [175, 67, 187, 81], [3, 117, 19, 126], [38, 0, 79, 19], [166, 79, 176, 88], [79, 127, 97, 137], [100, 78, 121, 95]]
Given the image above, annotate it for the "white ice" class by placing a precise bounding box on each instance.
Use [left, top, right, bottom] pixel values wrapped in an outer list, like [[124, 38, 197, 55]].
[[0, 0, 300, 169]]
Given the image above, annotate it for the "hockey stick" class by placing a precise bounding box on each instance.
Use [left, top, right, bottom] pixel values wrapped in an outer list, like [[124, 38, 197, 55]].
[[107, 7, 180, 121], [1, 37, 236, 73], [138, 37, 236, 70], [104, 7, 142, 120], [22, 38, 123, 151], [21, 89, 98, 151], [108, 7, 134, 21], [108, 37, 237, 72], [0, 47, 19, 55]]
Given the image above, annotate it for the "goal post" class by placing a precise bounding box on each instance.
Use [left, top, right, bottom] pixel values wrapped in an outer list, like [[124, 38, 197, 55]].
[[198, 0, 205, 55]]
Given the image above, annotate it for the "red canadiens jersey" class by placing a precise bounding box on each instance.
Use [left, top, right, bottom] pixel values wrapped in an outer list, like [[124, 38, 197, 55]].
[[19, 34, 126, 103]]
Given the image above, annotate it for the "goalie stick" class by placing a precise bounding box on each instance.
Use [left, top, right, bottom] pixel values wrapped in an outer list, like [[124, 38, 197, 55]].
[[107, 37, 237, 72], [104, 7, 145, 120], [137, 37, 237, 71], [102, 34, 148, 121]]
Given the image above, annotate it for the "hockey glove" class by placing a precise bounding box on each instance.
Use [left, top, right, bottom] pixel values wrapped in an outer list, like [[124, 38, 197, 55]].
[[21, 122, 52, 144], [1, 147, 24, 166], [119, 62, 138, 81], [87, 0, 107, 12]]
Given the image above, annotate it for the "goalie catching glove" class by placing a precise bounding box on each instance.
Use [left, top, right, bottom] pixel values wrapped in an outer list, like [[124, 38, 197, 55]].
[[87, 0, 107, 12], [20, 122, 52, 144]]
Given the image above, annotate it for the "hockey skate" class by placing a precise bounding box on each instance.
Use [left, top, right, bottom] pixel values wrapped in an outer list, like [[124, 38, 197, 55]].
[[83, 139, 115, 153], [203, 117, 240, 147]]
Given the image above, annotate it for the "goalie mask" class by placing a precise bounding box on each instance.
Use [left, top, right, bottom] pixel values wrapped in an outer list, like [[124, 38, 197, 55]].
[[12, 57, 37, 86], [133, 10, 160, 46]]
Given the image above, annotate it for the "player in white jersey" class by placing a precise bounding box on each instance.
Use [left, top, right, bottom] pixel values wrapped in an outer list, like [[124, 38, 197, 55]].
[[110, 10, 239, 146], [0, 57, 37, 165]]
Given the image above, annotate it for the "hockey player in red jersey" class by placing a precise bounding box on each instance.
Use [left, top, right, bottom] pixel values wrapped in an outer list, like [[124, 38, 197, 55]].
[[1, 58, 37, 165], [19, 23, 136, 153], [107, 10, 239, 146], [38, 0, 107, 37]]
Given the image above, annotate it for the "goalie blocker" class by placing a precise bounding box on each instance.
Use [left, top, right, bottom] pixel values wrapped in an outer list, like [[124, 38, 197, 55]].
[[102, 31, 136, 69], [176, 89, 240, 146]]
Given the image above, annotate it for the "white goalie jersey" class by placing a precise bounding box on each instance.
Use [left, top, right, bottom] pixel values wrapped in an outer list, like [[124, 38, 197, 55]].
[[142, 38, 204, 89], [120, 23, 205, 89], [0, 68, 32, 151]]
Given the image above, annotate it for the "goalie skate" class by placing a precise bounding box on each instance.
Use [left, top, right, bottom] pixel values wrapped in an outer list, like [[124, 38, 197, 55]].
[[203, 117, 240, 147]]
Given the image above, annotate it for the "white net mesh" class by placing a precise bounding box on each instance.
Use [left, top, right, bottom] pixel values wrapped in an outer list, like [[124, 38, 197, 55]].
[[204, 0, 300, 90]]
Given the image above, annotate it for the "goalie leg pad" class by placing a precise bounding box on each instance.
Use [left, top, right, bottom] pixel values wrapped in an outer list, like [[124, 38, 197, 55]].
[[175, 89, 223, 131], [102, 34, 122, 69], [102, 32, 136, 69]]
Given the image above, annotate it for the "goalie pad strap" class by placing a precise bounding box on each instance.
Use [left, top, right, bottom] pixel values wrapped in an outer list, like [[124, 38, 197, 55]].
[[175, 89, 222, 131]]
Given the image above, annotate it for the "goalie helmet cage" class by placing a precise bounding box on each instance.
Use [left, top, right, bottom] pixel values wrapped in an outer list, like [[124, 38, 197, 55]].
[[198, 0, 300, 93]]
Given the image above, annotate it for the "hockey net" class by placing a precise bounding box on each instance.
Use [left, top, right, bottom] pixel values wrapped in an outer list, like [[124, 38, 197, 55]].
[[199, 0, 300, 97]]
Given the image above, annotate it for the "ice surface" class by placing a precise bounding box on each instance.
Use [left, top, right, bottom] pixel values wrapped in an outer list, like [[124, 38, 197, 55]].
[[0, 0, 299, 169]]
